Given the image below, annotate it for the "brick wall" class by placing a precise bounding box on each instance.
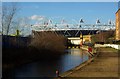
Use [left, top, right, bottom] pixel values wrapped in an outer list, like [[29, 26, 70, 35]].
[[116, 9, 120, 40]]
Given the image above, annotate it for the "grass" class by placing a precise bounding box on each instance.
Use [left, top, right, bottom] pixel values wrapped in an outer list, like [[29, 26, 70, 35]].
[[98, 47, 118, 52]]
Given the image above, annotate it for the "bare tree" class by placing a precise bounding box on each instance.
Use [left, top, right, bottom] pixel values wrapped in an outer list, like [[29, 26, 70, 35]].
[[15, 17, 31, 36], [2, 3, 19, 35]]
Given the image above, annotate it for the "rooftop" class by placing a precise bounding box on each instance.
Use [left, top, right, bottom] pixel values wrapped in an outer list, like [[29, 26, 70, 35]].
[[116, 8, 120, 14]]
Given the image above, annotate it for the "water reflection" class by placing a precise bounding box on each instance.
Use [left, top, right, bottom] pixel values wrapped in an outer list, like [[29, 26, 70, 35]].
[[69, 48, 84, 56], [60, 48, 88, 72], [9, 48, 88, 78]]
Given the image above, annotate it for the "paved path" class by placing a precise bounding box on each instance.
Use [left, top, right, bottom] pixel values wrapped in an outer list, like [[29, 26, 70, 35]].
[[61, 48, 119, 78]]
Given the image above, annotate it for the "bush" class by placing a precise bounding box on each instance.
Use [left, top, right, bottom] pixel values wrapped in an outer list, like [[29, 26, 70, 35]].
[[113, 40, 120, 45]]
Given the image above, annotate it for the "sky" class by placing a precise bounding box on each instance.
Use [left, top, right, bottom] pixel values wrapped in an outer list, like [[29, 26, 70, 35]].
[[2, 2, 118, 24], [2, 2, 119, 35], [118, 1, 120, 9], [7, 2, 118, 24], [2, 0, 119, 2]]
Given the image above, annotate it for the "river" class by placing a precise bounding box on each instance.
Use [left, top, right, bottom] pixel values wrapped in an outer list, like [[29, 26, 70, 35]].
[[5, 48, 89, 78]]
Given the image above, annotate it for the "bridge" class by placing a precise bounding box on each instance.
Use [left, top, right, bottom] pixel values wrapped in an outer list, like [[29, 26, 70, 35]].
[[31, 19, 115, 45], [69, 34, 92, 44]]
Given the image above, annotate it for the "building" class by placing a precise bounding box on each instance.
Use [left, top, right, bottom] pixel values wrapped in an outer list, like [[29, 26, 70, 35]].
[[116, 2, 120, 40]]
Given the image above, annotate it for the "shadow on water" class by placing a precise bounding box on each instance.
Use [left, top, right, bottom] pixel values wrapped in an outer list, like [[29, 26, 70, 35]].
[[3, 48, 88, 78]]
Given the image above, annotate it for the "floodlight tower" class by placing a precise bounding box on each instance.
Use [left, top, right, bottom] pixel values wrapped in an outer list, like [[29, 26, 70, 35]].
[[60, 19, 71, 36], [96, 19, 101, 24], [79, 18, 84, 45], [79, 18, 84, 27], [108, 20, 112, 25]]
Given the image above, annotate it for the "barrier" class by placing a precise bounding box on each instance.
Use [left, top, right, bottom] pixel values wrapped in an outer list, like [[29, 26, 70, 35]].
[[104, 44, 120, 50], [67, 46, 80, 49], [95, 44, 120, 50]]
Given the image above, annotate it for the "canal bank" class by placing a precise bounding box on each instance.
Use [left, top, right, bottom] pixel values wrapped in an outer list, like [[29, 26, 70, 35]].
[[60, 47, 119, 78], [59, 45, 98, 77], [2, 48, 89, 78]]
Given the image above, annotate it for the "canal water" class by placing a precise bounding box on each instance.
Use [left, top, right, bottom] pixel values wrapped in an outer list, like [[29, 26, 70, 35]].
[[8, 48, 89, 78]]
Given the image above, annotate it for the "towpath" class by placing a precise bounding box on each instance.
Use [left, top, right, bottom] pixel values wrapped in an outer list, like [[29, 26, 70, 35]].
[[60, 47, 119, 78]]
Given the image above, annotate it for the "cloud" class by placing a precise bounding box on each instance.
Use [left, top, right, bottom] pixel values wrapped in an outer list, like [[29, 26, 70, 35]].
[[30, 15, 45, 21]]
